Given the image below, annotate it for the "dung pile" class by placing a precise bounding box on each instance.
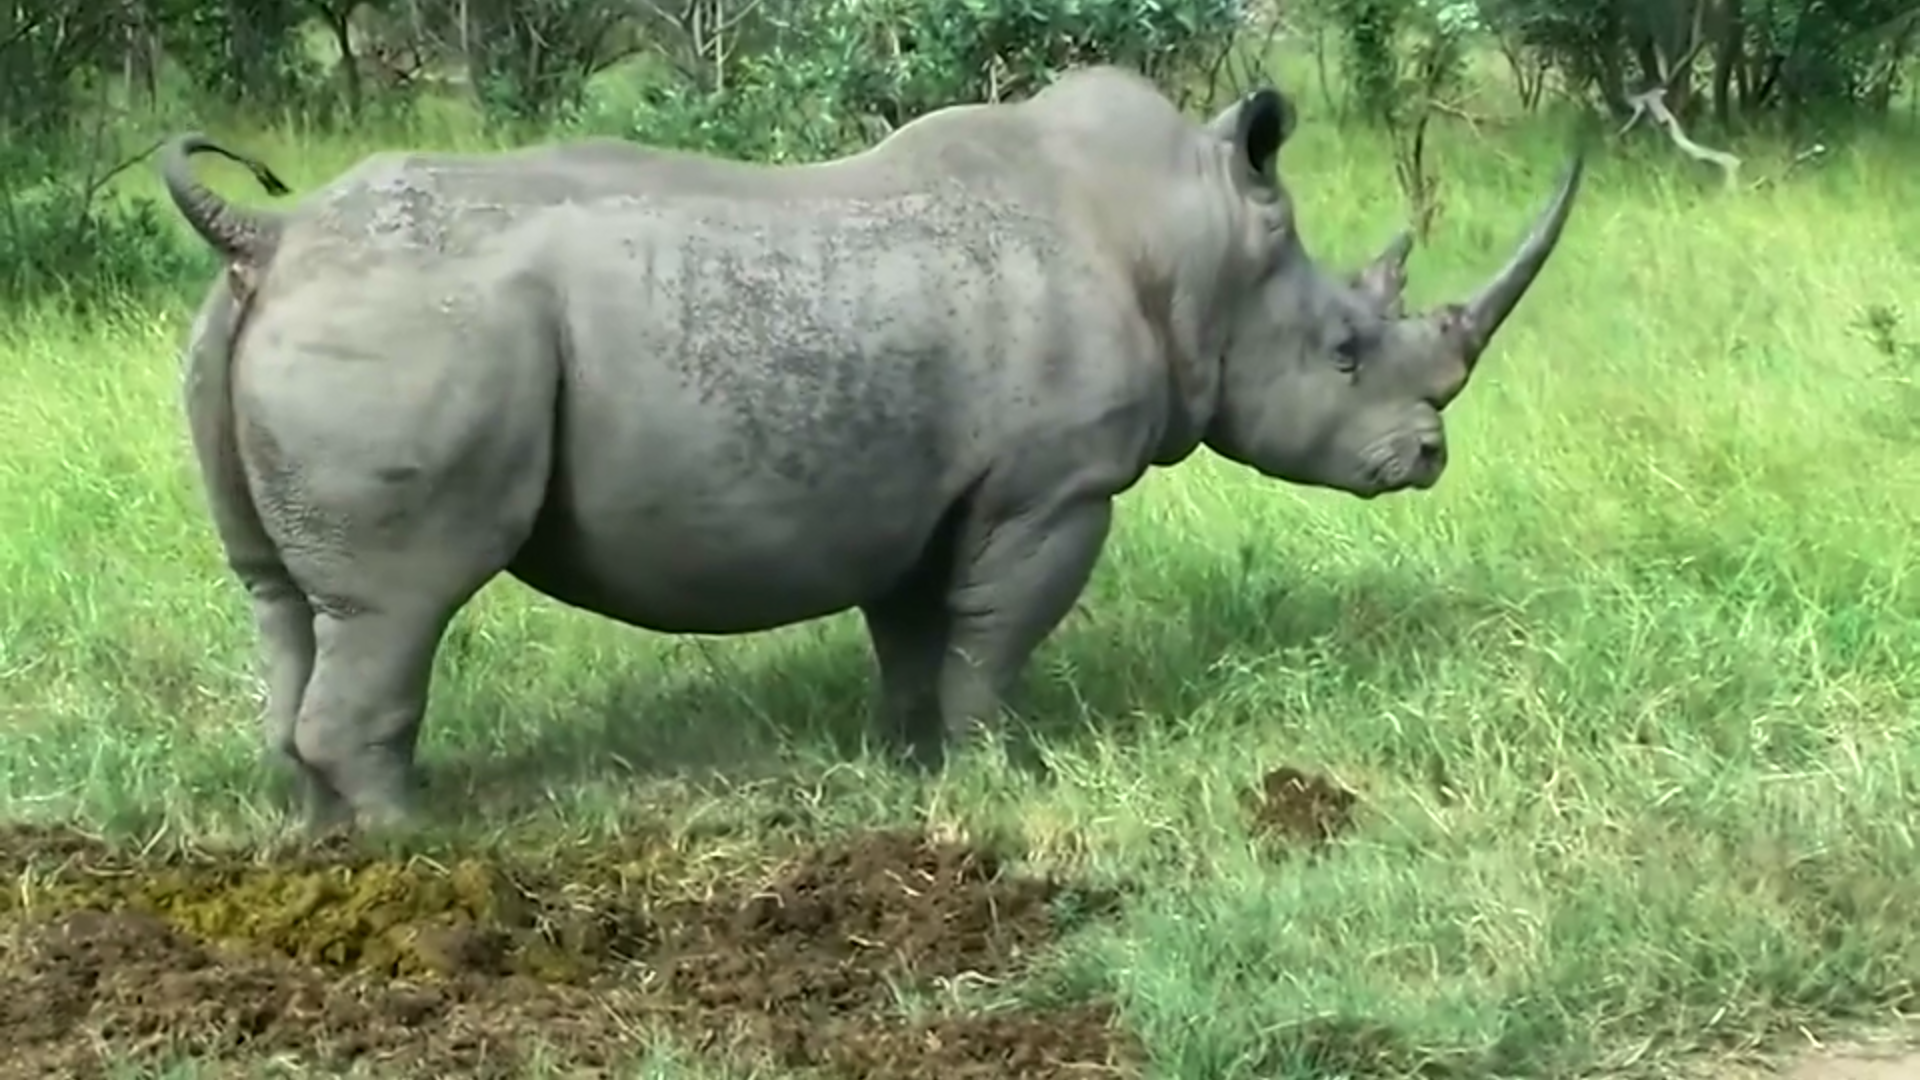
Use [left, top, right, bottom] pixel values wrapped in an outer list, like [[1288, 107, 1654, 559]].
[[113, 853, 651, 983], [0, 821, 1135, 1080], [1242, 763, 1360, 851]]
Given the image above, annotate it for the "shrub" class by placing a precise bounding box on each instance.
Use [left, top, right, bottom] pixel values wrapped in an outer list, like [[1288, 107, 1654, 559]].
[[0, 140, 208, 313], [591, 0, 1254, 163]]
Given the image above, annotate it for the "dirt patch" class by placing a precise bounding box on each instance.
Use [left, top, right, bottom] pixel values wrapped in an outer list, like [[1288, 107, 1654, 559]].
[[1785, 1052, 1920, 1080], [0, 823, 1134, 1079], [1683, 1036, 1920, 1080], [1242, 764, 1359, 849]]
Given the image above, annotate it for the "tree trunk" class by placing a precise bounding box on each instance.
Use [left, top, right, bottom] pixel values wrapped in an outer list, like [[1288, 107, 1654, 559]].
[[329, 5, 362, 116], [459, 0, 474, 89], [1711, 0, 1739, 126], [226, 0, 269, 97]]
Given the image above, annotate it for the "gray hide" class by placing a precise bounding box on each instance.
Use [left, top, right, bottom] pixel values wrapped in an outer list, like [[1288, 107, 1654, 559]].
[[160, 65, 1583, 833]]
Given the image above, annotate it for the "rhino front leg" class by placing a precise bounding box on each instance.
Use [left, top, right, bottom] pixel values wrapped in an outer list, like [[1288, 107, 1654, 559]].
[[937, 495, 1114, 753]]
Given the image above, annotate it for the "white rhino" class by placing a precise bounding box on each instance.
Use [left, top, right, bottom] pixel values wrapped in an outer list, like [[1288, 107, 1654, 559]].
[[161, 65, 1582, 833]]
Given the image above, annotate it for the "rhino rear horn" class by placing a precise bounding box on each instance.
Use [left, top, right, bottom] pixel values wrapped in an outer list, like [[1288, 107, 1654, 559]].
[[1353, 229, 1414, 316]]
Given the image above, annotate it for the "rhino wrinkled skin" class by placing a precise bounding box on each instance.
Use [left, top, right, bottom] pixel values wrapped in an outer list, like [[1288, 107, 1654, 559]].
[[161, 65, 1583, 833]]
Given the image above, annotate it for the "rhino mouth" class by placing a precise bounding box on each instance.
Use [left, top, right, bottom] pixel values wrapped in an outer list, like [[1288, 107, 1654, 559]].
[[1365, 469, 1437, 499], [1356, 432, 1446, 498]]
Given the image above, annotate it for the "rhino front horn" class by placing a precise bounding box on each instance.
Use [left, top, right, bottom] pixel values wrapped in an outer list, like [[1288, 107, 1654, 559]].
[[1459, 153, 1585, 365]]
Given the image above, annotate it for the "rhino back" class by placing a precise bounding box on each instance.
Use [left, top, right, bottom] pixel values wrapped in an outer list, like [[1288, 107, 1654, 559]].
[[278, 104, 1050, 266]]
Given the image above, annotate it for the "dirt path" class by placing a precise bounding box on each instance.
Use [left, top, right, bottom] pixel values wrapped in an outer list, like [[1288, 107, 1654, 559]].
[[1694, 1036, 1920, 1080], [1785, 1047, 1920, 1080]]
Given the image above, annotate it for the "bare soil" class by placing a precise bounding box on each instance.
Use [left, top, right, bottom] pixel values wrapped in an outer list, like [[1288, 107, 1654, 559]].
[[0, 821, 1133, 1079], [1689, 1039, 1920, 1080], [1786, 1053, 1920, 1080]]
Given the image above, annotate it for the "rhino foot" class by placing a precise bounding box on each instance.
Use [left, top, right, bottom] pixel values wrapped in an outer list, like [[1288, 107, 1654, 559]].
[[299, 780, 360, 838]]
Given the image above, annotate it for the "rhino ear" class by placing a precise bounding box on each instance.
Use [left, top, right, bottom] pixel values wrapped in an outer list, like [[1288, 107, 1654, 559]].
[[1207, 87, 1294, 178]]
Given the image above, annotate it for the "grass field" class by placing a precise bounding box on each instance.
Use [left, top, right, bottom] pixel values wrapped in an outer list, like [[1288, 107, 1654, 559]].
[[2, 61, 1919, 1080]]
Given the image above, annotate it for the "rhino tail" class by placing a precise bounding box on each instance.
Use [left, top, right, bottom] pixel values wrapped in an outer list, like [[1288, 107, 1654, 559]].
[[159, 133, 293, 297]]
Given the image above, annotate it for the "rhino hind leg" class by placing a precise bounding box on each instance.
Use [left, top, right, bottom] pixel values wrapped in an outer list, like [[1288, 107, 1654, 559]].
[[245, 575, 333, 824], [857, 502, 965, 766], [270, 492, 542, 832], [936, 495, 1114, 749], [230, 295, 557, 832], [860, 584, 952, 769], [291, 599, 459, 830]]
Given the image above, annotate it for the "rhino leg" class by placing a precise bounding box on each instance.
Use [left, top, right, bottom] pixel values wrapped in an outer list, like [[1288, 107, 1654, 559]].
[[274, 495, 542, 831], [246, 576, 330, 823], [858, 509, 963, 764], [292, 600, 459, 830], [860, 588, 951, 767], [232, 278, 557, 833], [936, 495, 1114, 749], [179, 281, 336, 824]]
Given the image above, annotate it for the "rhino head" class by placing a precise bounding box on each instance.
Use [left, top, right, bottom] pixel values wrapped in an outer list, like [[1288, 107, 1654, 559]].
[[1193, 86, 1582, 498]]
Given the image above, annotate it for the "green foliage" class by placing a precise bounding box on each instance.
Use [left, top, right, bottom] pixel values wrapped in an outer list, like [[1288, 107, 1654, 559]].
[[0, 139, 206, 313], [591, 0, 1250, 163], [1475, 0, 1915, 123], [0, 6, 200, 310], [147, 0, 316, 109], [874, 0, 1247, 109], [467, 0, 633, 126], [1747, 0, 1916, 116], [1327, 0, 1403, 123], [1309, 0, 1918, 127], [0, 2, 125, 134], [1313, 0, 1475, 239]]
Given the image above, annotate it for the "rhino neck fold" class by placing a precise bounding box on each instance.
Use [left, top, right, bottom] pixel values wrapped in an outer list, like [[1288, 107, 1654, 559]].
[[1130, 238, 1235, 467]]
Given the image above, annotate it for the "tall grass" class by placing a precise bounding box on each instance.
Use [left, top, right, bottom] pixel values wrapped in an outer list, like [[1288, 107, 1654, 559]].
[[3, 57, 1918, 1077]]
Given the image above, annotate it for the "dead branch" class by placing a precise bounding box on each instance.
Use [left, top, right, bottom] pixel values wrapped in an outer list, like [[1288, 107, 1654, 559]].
[[1392, 106, 1441, 242], [1745, 142, 1829, 191], [1428, 98, 1500, 134], [1620, 86, 1741, 189]]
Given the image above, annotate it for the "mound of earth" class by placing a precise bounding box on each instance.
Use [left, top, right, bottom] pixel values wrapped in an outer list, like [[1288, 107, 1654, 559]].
[[1242, 764, 1359, 850], [0, 823, 1133, 1079]]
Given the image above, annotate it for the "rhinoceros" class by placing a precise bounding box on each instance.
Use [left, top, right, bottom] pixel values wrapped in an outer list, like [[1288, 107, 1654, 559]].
[[160, 64, 1582, 833]]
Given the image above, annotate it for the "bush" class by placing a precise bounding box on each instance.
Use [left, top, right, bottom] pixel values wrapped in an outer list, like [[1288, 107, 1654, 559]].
[[590, 0, 1253, 164], [0, 141, 208, 312]]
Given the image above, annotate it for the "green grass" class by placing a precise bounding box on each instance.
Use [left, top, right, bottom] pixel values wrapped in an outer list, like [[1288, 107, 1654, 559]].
[[5, 64, 1920, 1079]]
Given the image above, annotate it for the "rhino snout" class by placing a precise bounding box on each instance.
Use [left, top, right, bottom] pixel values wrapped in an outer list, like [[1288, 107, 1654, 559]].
[[1362, 424, 1447, 496], [1411, 430, 1447, 487]]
